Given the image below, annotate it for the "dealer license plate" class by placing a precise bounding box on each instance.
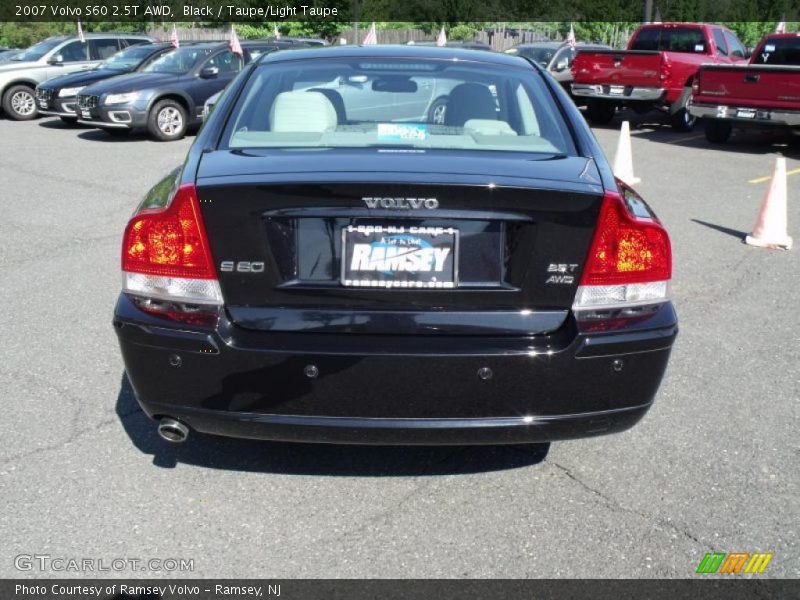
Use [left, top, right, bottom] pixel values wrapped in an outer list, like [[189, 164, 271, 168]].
[[341, 225, 458, 289]]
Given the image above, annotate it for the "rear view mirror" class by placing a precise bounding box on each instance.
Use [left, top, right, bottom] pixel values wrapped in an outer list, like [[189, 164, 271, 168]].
[[372, 77, 418, 93], [554, 59, 569, 72], [48, 54, 64, 65], [200, 66, 219, 79]]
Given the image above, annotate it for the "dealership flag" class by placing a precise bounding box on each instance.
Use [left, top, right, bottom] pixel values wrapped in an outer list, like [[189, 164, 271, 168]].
[[362, 22, 377, 45], [436, 27, 447, 47], [170, 25, 179, 48], [566, 24, 576, 49], [77, 20, 85, 43], [230, 26, 242, 56], [273, 25, 281, 39], [775, 21, 786, 33]]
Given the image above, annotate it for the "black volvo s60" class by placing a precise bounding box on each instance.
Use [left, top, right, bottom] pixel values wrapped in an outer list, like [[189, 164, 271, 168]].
[[113, 46, 677, 446]]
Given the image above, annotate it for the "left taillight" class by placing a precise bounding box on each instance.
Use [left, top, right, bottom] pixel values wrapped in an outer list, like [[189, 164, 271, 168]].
[[122, 183, 222, 319]]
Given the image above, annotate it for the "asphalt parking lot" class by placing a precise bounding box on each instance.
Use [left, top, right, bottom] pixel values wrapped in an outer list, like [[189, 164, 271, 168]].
[[0, 112, 797, 579]]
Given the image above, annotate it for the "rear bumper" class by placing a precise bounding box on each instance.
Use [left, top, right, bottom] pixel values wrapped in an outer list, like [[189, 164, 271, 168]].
[[688, 101, 800, 127], [571, 83, 666, 102], [135, 402, 653, 445], [114, 294, 678, 445]]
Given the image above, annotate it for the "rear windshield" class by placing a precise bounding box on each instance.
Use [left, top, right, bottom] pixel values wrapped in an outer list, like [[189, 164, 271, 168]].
[[101, 45, 159, 71], [753, 37, 800, 65], [142, 47, 211, 74], [632, 27, 708, 53], [223, 57, 575, 156]]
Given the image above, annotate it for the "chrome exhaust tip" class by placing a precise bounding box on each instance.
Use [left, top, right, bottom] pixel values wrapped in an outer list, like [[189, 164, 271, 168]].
[[157, 418, 189, 443]]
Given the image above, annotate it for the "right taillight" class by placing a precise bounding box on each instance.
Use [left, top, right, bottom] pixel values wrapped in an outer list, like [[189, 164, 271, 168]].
[[573, 190, 671, 313]]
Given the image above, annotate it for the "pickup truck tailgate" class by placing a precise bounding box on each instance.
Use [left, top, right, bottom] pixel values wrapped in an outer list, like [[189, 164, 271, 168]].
[[694, 64, 800, 111], [573, 50, 664, 87]]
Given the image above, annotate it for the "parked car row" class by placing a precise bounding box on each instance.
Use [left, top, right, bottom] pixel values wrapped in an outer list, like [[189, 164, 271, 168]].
[[0, 33, 315, 140], [0, 33, 154, 121]]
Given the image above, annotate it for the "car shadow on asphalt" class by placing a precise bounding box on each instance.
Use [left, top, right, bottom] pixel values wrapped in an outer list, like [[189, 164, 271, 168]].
[[691, 219, 749, 241], [116, 374, 550, 475], [37, 117, 94, 130]]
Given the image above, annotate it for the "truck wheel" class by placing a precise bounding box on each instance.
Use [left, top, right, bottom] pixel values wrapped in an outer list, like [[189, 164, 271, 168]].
[[704, 120, 732, 144], [147, 99, 188, 141], [669, 87, 697, 132], [586, 99, 616, 125], [2, 84, 38, 121]]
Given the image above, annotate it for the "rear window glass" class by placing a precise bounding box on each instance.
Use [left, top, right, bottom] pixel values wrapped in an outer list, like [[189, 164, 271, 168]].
[[753, 37, 800, 65], [223, 57, 575, 156], [632, 27, 707, 53]]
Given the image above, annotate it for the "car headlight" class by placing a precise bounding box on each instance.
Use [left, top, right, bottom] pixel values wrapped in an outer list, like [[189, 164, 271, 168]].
[[58, 86, 84, 97], [104, 92, 140, 105]]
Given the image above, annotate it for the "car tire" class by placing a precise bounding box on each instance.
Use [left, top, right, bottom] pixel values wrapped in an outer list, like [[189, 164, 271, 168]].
[[427, 96, 448, 125], [704, 120, 732, 144], [60, 116, 79, 125], [669, 87, 697, 132], [147, 99, 188, 141], [585, 99, 616, 125], [2, 84, 38, 121]]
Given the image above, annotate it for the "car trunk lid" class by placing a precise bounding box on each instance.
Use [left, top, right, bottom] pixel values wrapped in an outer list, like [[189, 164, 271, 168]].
[[195, 149, 605, 335]]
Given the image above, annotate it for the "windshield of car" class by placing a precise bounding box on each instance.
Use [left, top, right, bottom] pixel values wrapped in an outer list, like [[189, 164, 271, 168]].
[[100, 45, 159, 71], [142, 47, 212, 74], [224, 58, 576, 156], [505, 47, 557, 66], [12, 38, 63, 61], [753, 37, 800, 65]]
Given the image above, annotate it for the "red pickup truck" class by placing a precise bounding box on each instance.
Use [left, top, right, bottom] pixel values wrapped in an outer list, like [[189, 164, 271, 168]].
[[689, 33, 800, 143], [572, 23, 749, 130]]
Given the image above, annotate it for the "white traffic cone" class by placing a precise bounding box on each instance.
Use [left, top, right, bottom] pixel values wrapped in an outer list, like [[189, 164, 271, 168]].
[[613, 121, 640, 186], [746, 156, 793, 250]]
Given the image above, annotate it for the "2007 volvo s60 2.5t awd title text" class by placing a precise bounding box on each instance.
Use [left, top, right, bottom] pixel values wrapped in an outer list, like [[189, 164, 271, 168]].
[[113, 46, 677, 446]]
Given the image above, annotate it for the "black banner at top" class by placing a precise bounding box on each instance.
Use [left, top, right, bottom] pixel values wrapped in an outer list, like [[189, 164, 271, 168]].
[[1, 0, 798, 22]]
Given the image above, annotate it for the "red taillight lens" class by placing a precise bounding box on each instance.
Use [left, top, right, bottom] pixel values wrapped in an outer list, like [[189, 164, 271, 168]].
[[122, 183, 216, 279], [580, 191, 671, 286], [122, 183, 222, 309], [574, 191, 671, 313]]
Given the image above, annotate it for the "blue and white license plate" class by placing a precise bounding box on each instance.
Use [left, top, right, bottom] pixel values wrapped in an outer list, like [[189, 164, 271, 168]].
[[341, 225, 458, 289], [736, 108, 756, 119], [81, 109, 91, 119], [609, 85, 625, 95]]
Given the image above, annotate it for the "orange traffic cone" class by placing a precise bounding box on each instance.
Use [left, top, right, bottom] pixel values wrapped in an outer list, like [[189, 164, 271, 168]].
[[746, 156, 793, 250], [613, 121, 640, 186]]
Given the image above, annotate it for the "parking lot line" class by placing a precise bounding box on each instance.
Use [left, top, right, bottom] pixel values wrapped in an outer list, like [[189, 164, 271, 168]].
[[749, 166, 800, 184], [665, 134, 704, 145]]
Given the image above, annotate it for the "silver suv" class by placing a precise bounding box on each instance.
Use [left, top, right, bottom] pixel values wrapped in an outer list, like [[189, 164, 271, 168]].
[[0, 33, 153, 120]]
